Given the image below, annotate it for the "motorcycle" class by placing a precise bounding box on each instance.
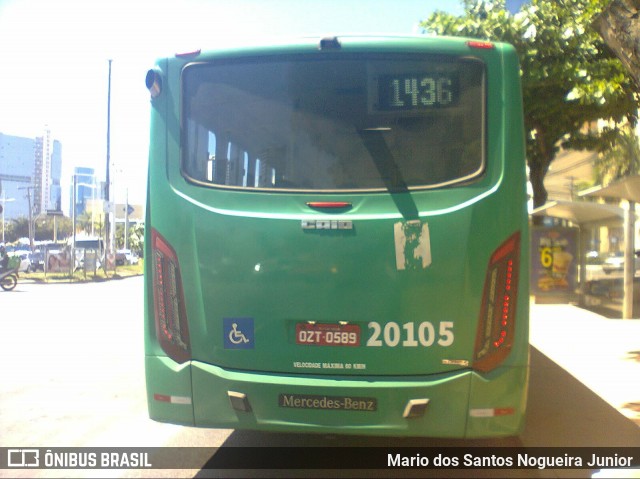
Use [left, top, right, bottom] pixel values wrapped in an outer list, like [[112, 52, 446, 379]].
[[0, 267, 18, 291]]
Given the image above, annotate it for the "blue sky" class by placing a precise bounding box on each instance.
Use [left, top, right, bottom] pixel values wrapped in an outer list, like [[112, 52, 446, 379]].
[[0, 0, 464, 207]]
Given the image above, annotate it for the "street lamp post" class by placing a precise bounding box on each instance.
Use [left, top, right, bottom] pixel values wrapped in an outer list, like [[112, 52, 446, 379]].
[[113, 167, 130, 253], [72, 174, 77, 254], [105, 58, 113, 263], [72, 174, 98, 275], [124, 187, 129, 251], [91, 177, 96, 236], [17, 186, 35, 251]]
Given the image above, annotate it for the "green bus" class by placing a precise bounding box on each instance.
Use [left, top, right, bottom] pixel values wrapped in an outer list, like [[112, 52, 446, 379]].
[[144, 35, 529, 438]]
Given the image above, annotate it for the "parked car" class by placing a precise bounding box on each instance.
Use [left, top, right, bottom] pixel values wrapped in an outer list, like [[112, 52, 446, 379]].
[[7, 250, 45, 273], [602, 251, 640, 274], [115, 249, 138, 266], [585, 250, 601, 265], [28, 251, 45, 272]]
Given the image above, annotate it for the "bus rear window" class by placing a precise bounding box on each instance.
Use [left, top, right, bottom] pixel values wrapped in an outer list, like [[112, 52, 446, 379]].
[[182, 54, 485, 192]]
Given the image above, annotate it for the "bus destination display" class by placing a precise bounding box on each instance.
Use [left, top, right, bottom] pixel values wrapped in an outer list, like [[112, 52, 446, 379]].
[[378, 73, 458, 111]]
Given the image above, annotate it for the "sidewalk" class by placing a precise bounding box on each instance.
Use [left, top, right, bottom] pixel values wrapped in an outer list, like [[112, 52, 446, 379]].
[[530, 301, 640, 427]]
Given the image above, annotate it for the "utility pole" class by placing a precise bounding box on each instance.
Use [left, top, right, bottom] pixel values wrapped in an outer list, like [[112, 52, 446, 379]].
[[18, 186, 35, 250], [623, 199, 635, 319], [72, 174, 77, 253], [105, 59, 113, 267], [124, 187, 129, 251]]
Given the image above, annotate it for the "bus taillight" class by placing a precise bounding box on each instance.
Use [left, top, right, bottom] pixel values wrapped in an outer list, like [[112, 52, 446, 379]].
[[151, 229, 191, 363], [473, 232, 520, 373], [466, 40, 495, 49]]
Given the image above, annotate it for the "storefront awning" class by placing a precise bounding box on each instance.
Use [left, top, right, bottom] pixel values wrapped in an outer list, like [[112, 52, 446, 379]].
[[580, 175, 640, 203], [531, 200, 624, 225]]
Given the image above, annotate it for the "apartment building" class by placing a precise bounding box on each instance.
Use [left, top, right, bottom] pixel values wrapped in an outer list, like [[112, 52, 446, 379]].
[[0, 129, 62, 220]]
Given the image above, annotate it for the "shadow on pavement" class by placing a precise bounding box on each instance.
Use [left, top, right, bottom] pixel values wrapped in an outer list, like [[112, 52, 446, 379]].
[[193, 347, 639, 478], [524, 347, 640, 447]]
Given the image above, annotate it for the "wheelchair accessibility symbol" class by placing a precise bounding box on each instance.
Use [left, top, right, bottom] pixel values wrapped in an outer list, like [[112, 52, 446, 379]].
[[223, 318, 254, 349], [229, 323, 249, 344]]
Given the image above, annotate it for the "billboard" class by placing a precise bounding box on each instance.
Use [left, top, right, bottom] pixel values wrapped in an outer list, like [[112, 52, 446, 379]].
[[531, 227, 578, 298]]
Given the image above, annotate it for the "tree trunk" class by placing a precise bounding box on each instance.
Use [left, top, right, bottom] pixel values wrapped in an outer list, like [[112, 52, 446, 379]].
[[527, 124, 556, 212], [594, 0, 640, 89], [529, 161, 549, 211]]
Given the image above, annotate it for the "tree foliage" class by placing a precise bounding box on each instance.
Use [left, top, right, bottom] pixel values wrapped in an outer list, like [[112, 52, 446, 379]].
[[421, 0, 640, 208], [594, 125, 640, 184], [3, 215, 72, 244], [115, 222, 144, 256]]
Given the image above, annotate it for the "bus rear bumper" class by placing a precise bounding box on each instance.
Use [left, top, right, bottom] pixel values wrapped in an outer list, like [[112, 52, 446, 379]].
[[146, 356, 528, 438]]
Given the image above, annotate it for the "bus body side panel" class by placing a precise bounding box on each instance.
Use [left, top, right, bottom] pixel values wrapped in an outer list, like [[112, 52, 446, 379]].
[[144, 57, 198, 425], [145, 356, 195, 426], [466, 366, 529, 437], [465, 43, 529, 438]]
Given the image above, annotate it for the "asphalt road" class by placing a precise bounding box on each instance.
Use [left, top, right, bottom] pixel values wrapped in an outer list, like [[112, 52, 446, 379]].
[[1, 277, 638, 478]]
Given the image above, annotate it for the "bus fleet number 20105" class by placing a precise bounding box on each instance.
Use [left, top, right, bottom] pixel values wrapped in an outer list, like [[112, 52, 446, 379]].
[[367, 321, 454, 348]]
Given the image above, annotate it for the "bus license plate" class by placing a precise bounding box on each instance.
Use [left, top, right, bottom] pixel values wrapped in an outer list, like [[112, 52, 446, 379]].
[[296, 323, 360, 346]]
